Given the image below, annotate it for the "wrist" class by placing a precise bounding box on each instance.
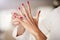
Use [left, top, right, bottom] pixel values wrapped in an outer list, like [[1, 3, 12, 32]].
[[34, 30, 47, 40]]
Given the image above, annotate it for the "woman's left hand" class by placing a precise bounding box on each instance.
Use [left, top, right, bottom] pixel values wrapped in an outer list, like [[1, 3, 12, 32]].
[[16, 1, 41, 35], [13, 1, 47, 40]]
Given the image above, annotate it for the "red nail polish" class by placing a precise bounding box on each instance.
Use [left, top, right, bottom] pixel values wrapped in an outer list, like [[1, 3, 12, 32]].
[[14, 15, 16, 18], [20, 16, 23, 20], [27, 1, 29, 4], [13, 13, 18, 18], [12, 14, 16, 19], [22, 3, 24, 6], [18, 7, 20, 10], [14, 13, 18, 16], [20, 16, 23, 19], [19, 16, 23, 20]]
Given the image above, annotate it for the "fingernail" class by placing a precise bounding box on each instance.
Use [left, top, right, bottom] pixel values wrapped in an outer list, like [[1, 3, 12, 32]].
[[14, 13, 18, 16], [22, 3, 24, 6], [18, 7, 20, 10], [19, 16, 23, 20], [13, 14, 16, 18], [27, 1, 29, 4], [14, 13, 16, 15], [14, 15, 16, 18]]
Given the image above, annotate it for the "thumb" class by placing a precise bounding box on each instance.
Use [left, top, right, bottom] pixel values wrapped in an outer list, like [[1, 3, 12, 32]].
[[36, 10, 41, 20]]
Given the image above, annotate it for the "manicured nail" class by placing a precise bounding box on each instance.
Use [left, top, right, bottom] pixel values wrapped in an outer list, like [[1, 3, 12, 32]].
[[14, 13, 16, 15], [27, 1, 29, 4], [22, 3, 24, 6], [14, 13, 18, 16], [19, 16, 23, 20], [18, 7, 20, 10], [13, 13, 18, 18], [14, 15, 16, 18], [12, 13, 15, 19]]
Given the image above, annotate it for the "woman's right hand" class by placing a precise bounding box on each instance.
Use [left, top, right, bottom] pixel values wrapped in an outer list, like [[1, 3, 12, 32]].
[[11, 13, 25, 36]]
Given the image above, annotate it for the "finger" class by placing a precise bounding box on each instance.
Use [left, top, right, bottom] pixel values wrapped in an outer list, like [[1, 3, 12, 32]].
[[27, 1, 33, 19], [18, 16, 23, 20], [36, 10, 41, 20], [27, 1, 36, 24], [12, 15, 22, 23], [21, 3, 28, 17], [11, 18, 20, 25], [17, 15, 30, 25], [12, 18, 19, 22], [17, 18, 26, 26], [27, 1, 31, 16], [11, 10, 18, 16], [18, 7, 24, 17], [12, 21, 20, 25], [19, 19, 30, 29], [16, 16, 30, 28], [21, 3, 32, 24], [12, 12, 18, 19]]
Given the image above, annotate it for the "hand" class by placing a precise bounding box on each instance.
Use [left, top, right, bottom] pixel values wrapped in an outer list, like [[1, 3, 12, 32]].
[[14, 1, 40, 35], [12, 1, 47, 40], [11, 12, 25, 36]]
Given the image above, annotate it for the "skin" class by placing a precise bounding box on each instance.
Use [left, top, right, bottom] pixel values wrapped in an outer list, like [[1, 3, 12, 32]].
[[12, 1, 47, 40], [12, 12, 25, 36]]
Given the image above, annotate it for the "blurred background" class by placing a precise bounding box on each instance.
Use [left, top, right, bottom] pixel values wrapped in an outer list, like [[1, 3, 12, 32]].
[[0, 0, 60, 40]]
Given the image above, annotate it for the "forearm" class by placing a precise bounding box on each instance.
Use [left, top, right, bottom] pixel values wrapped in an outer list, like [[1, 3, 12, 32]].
[[34, 29, 47, 40]]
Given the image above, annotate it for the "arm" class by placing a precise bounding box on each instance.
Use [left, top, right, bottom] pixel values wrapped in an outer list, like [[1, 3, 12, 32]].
[[34, 29, 47, 40]]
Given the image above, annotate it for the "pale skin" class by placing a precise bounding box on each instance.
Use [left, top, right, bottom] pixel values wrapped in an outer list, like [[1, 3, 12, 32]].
[[12, 1, 47, 40]]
